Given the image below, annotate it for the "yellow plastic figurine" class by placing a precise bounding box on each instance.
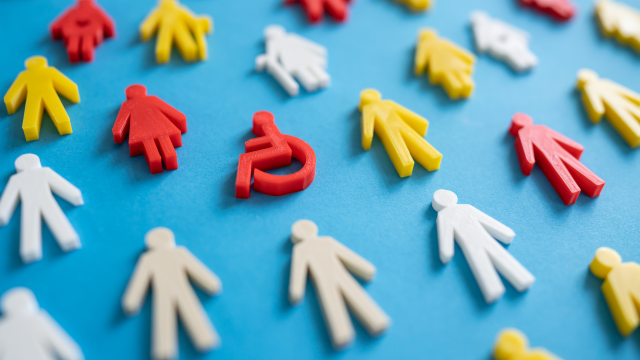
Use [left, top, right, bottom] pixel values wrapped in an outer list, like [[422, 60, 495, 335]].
[[397, 0, 431, 12], [590, 247, 640, 336], [415, 29, 475, 100], [4, 56, 80, 142], [577, 69, 640, 147], [595, 0, 640, 53], [493, 329, 560, 360], [140, 0, 213, 64], [358, 89, 442, 177]]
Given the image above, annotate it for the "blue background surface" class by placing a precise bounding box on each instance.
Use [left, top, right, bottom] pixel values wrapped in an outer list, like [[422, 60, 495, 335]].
[[1, 0, 639, 358]]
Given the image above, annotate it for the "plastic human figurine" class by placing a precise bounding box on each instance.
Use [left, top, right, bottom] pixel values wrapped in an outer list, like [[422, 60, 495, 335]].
[[288, 220, 390, 349], [4, 56, 80, 142], [590, 247, 640, 336], [577, 69, 640, 147], [140, 0, 213, 64], [509, 113, 605, 205], [396, 0, 431, 12], [432, 190, 535, 303], [493, 329, 559, 360], [50, 0, 116, 62], [520, 0, 575, 21], [285, 0, 351, 23], [470, 11, 538, 73], [415, 29, 476, 99], [0, 287, 84, 360], [122, 227, 222, 360], [0, 154, 83, 264], [256, 25, 329, 97], [236, 111, 316, 198], [112, 85, 187, 174], [358, 89, 442, 177], [596, 0, 640, 52]]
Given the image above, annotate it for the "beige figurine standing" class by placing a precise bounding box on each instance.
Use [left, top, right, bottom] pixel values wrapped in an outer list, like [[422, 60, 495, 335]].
[[288, 220, 390, 349], [122, 227, 222, 359]]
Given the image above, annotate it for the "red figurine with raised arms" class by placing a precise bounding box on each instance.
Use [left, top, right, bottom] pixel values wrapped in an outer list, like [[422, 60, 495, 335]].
[[236, 111, 316, 199], [285, 0, 351, 23], [509, 113, 605, 205], [113, 85, 187, 175], [50, 0, 115, 62], [520, 0, 575, 21]]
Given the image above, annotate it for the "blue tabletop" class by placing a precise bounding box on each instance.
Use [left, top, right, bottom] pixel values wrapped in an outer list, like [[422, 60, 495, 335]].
[[1, 0, 640, 359]]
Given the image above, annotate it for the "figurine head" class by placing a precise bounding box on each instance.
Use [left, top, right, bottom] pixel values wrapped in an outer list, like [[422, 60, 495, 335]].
[[125, 84, 147, 99], [470, 11, 490, 26], [418, 29, 437, 43], [576, 69, 599, 90], [359, 89, 382, 110], [509, 113, 533, 137], [493, 329, 527, 360], [25, 56, 48, 70], [145, 227, 176, 250], [432, 189, 458, 212], [159, 0, 178, 9], [590, 247, 622, 279], [252, 111, 275, 136], [264, 25, 286, 41], [291, 219, 318, 244], [15, 154, 42, 173], [1, 287, 39, 317]]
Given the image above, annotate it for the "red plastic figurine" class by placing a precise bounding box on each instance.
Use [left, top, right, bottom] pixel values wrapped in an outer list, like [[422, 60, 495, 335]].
[[285, 0, 351, 23], [113, 85, 187, 175], [236, 111, 316, 199], [520, 0, 575, 21], [509, 113, 604, 205], [50, 0, 115, 62]]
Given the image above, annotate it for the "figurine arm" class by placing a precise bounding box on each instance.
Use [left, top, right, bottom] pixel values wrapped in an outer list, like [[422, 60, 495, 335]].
[[4, 73, 28, 115], [180, 247, 222, 295], [609, 80, 640, 106], [548, 129, 584, 159], [289, 246, 309, 304], [45, 169, 83, 206], [153, 97, 187, 133], [139, 9, 161, 41], [332, 238, 376, 282], [392, 102, 429, 136], [0, 177, 20, 227], [39, 311, 84, 360], [122, 256, 152, 315], [50, 11, 74, 40], [513, 130, 535, 176], [96, 6, 116, 38], [443, 41, 475, 65], [436, 215, 455, 263], [414, 33, 434, 75], [50, 69, 80, 103], [580, 83, 605, 123], [472, 208, 515, 244], [361, 106, 375, 150], [112, 103, 131, 143]]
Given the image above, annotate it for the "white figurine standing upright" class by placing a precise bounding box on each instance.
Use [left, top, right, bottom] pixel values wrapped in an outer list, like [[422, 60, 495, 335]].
[[0, 287, 84, 360], [122, 227, 222, 360], [0, 154, 83, 263], [432, 190, 535, 303], [256, 25, 330, 97], [470, 11, 538, 73], [288, 220, 390, 349]]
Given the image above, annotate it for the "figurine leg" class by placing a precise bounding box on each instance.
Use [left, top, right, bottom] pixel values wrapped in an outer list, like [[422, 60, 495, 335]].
[[341, 277, 390, 336], [22, 94, 45, 141], [20, 204, 42, 263], [325, 0, 348, 21], [152, 294, 177, 360], [41, 198, 80, 252], [142, 139, 163, 174], [156, 135, 178, 171], [81, 34, 95, 62], [65, 35, 81, 63], [174, 22, 198, 62], [155, 25, 173, 63], [315, 280, 354, 348], [177, 291, 219, 351], [43, 90, 72, 136]]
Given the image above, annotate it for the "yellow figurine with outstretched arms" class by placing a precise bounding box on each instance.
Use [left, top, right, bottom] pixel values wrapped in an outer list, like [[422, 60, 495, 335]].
[[140, 0, 213, 64], [4, 56, 80, 142], [415, 29, 475, 99], [358, 89, 442, 177]]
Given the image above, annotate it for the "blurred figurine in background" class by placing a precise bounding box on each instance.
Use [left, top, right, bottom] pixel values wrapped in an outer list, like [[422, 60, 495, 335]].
[[285, 0, 351, 23], [50, 0, 116, 62], [256, 25, 329, 97], [520, 0, 575, 21]]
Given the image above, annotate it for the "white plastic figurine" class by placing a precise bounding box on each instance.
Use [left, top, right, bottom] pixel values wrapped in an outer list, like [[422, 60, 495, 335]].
[[0, 154, 83, 263], [470, 11, 538, 73], [288, 220, 390, 349], [432, 190, 535, 303], [255, 25, 330, 97], [0, 287, 84, 360], [122, 227, 222, 360]]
